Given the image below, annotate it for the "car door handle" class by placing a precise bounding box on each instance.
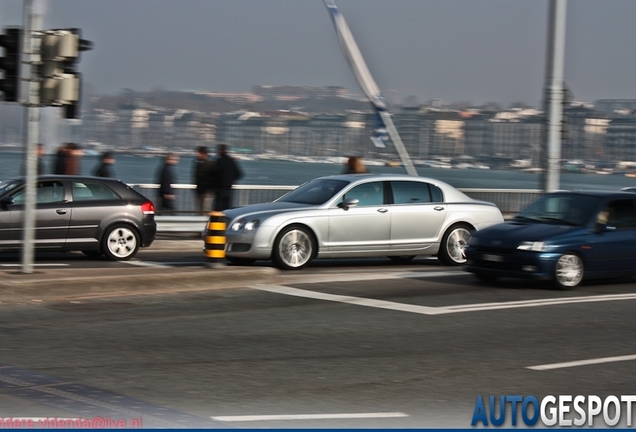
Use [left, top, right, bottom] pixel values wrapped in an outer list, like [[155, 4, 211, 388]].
[[56, 209, 67, 215], [377, 208, 388, 213], [434, 206, 445, 211]]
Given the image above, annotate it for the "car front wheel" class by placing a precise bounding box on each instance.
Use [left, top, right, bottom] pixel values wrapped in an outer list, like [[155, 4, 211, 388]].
[[102, 224, 140, 261], [438, 224, 473, 266], [553, 253, 584, 289], [273, 225, 315, 270]]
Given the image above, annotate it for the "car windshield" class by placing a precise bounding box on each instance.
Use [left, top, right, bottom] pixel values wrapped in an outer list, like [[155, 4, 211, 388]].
[[516, 193, 603, 226], [0, 180, 21, 197], [277, 179, 349, 205]]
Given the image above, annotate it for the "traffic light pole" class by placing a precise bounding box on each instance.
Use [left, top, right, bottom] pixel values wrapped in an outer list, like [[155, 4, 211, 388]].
[[21, 0, 41, 274]]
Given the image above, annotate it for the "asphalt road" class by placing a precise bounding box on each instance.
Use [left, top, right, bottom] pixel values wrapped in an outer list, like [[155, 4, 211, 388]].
[[0, 250, 635, 428]]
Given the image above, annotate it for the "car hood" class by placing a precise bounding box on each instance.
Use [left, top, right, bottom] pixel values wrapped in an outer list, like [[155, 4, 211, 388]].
[[224, 201, 316, 221], [475, 220, 584, 246]]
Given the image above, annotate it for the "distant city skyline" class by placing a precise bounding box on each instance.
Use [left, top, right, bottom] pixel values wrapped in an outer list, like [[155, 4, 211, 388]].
[[2, 0, 636, 108]]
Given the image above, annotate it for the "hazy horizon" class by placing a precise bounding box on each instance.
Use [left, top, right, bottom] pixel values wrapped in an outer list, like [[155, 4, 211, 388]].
[[1, 1, 636, 108]]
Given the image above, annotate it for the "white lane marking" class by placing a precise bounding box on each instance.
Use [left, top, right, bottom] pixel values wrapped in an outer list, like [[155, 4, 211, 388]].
[[442, 292, 636, 313], [123, 260, 171, 268], [253, 284, 442, 315], [528, 354, 636, 371], [211, 412, 408, 422], [252, 285, 636, 316], [0, 263, 69, 267]]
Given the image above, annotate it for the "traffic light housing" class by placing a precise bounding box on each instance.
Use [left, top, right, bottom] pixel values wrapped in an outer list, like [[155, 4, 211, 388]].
[[40, 28, 92, 118], [0, 27, 22, 102]]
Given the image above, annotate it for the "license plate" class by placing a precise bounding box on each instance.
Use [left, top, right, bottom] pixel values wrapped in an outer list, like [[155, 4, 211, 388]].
[[482, 253, 504, 262]]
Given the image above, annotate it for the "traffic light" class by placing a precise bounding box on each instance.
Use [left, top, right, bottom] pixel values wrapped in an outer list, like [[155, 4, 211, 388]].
[[40, 28, 92, 118], [0, 27, 22, 102]]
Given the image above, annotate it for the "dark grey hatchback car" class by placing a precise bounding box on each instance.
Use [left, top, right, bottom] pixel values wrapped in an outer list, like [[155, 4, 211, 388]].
[[0, 175, 156, 260]]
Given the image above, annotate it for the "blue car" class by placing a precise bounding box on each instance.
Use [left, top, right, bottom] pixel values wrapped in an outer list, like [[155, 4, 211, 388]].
[[465, 191, 636, 288]]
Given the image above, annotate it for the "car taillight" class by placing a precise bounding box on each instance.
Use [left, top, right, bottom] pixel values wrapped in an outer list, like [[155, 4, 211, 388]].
[[141, 201, 155, 215]]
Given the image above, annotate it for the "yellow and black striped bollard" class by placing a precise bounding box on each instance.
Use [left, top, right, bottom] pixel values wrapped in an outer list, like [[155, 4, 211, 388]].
[[204, 211, 227, 267]]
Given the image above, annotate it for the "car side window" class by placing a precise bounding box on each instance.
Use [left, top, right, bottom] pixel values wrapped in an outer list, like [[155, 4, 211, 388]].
[[11, 181, 65, 205], [390, 181, 432, 204], [602, 199, 636, 230], [341, 182, 384, 206], [72, 181, 120, 202]]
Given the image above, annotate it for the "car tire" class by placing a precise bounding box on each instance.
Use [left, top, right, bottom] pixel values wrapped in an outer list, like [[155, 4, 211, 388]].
[[388, 255, 416, 264], [226, 257, 257, 266], [272, 225, 315, 270], [438, 223, 473, 266], [81, 250, 103, 258], [553, 253, 584, 289], [102, 224, 140, 261]]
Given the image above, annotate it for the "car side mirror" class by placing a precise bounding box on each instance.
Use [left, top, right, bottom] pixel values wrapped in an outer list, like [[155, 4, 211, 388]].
[[0, 196, 14, 210], [338, 197, 359, 211]]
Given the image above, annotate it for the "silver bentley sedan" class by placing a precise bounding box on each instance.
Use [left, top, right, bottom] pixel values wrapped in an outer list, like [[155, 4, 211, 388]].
[[214, 174, 504, 269]]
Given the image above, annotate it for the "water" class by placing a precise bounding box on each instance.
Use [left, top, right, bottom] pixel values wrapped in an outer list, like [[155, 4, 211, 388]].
[[2, 150, 636, 191]]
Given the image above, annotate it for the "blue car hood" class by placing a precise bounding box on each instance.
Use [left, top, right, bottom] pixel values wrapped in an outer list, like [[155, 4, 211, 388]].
[[476, 221, 583, 245]]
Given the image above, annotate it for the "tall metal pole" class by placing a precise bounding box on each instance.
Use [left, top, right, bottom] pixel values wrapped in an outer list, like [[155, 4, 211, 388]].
[[21, 0, 42, 273], [541, 0, 567, 192]]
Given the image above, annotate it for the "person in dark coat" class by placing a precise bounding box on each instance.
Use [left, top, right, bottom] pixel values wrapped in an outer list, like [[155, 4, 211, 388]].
[[93, 151, 116, 178], [64, 143, 83, 175], [156, 153, 179, 213], [36, 143, 45, 176], [54, 143, 70, 175], [212, 144, 242, 212], [192, 146, 214, 214]]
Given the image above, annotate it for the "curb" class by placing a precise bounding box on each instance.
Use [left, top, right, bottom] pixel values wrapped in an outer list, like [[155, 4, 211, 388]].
[[0, 267, 280, 304]]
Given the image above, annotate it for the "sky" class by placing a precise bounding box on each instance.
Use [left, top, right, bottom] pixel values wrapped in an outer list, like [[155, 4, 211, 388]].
[[1, 0, 636, 108]]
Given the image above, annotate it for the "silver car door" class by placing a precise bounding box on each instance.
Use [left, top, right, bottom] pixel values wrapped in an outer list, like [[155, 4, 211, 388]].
[[327, 181, 390, 253], [389, 181, 446, 251]]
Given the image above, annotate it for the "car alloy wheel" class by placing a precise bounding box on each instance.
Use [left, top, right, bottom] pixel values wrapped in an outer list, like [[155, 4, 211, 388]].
[[102, 224, 140, 261], [554, 253, 584, 288], [273, 226, 315, 270], [439, 224, 473, 266]]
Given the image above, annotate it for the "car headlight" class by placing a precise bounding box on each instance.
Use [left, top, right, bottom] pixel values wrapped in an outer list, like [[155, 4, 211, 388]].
[[517, 241, 549, 252], [230, 218, 260, 232]]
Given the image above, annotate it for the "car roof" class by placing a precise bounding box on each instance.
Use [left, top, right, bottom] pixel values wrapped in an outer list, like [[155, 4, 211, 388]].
[[316, 173, 452, 185]]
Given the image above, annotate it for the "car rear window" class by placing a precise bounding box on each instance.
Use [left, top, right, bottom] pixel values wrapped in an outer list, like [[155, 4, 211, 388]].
[[72, 181, 121, 201]]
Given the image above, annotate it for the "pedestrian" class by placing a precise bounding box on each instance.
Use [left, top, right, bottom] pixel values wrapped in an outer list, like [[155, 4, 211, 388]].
[[157, 152, 179, 214], [93, 151, 116, 178], [36, 143, 45, 176], [212, 144, 242, 211], [192, 146, 214, 214], [54, 143, 70, 175], [65, 143, 84, 175], [342, 156, 368, 174]]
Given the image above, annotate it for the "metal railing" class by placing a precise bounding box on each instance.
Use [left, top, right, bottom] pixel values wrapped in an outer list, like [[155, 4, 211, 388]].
[[132, 184, 543, 233]]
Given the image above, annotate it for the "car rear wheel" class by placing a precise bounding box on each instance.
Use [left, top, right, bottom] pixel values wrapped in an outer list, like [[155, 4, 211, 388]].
[[438, 224, 473, 266], [273, 225, 315, 270], [388, 255, 416, 264], [553, 253, 583, 289], [102, 224, 140, 261]]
